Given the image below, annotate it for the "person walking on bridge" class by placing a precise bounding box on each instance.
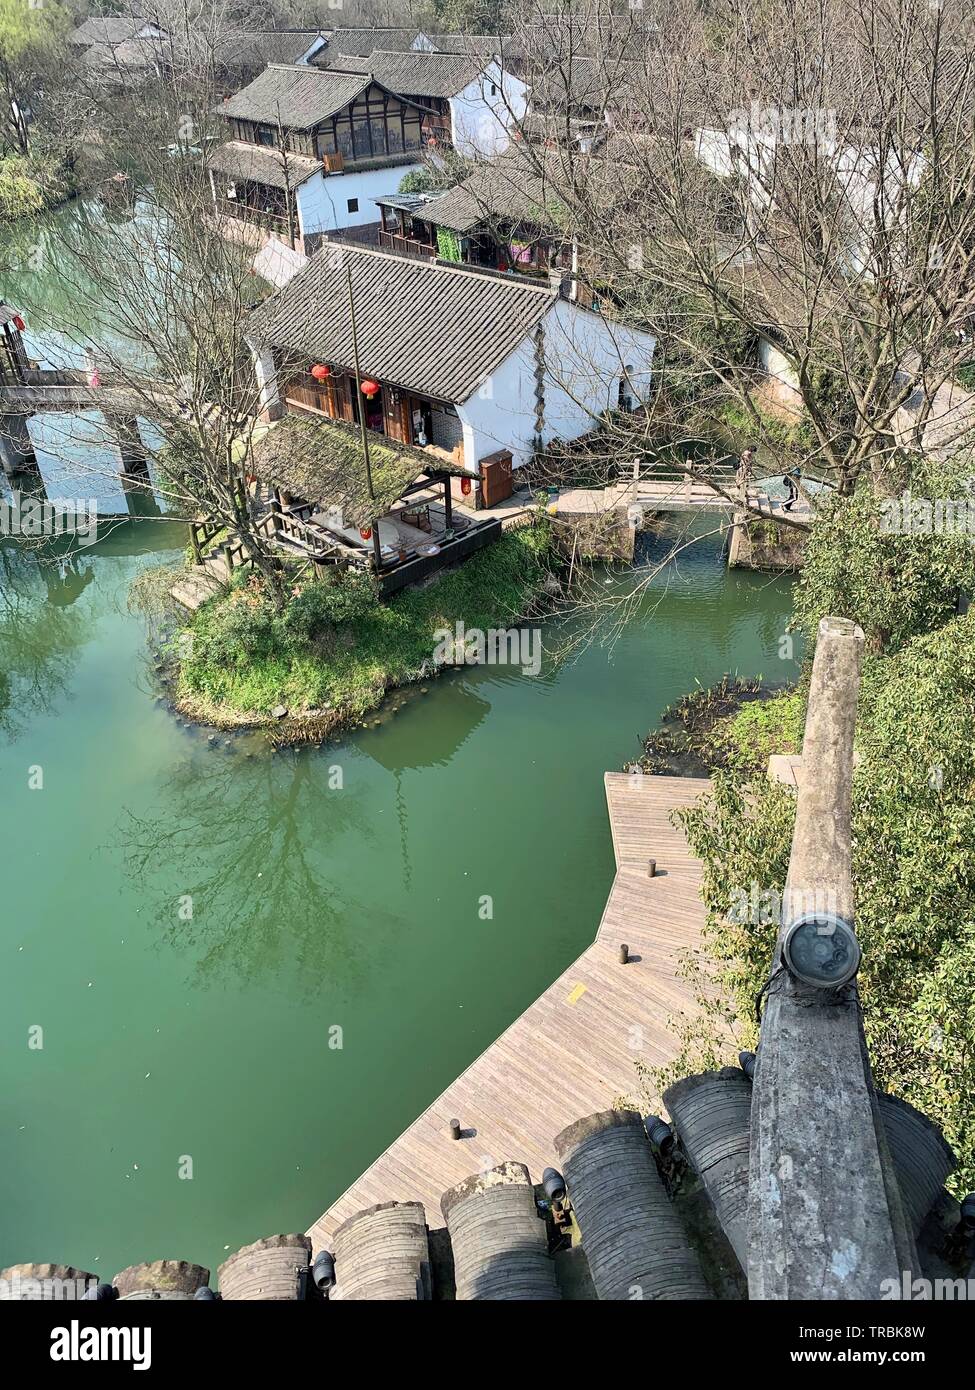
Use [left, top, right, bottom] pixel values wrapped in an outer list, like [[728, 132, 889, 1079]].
[[783, 462, 802, 512], [737, 444, 757, 501]]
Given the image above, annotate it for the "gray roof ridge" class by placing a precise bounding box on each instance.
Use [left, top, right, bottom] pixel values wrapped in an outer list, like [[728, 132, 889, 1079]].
[[264, 61, 333, 72], [315, 236, 558, 295], [220, 138, 318, 161]]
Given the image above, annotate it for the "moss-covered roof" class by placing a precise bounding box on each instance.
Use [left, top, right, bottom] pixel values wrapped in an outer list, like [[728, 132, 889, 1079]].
[[249, 413, 458, 526]]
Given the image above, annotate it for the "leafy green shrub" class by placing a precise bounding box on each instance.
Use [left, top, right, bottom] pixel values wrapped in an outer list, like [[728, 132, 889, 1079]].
[[0, 154, 45, 220], [190, 591, 278, 668], [793, 468, 975, 653], [283, 571, 378, 639], [0, 152, 70, 221], [176, 524, 554, 717]]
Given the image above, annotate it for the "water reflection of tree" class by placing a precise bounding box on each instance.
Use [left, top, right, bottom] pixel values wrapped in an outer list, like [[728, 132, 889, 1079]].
[[0, 544, 90, 738], [119, 747, 398, 998]]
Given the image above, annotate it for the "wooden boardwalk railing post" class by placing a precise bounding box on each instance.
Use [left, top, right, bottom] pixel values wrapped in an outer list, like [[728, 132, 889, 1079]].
[[747, 616, 918, 1299]]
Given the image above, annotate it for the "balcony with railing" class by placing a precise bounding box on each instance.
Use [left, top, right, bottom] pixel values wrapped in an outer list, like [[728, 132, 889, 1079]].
[[377, 229, 437, 260]]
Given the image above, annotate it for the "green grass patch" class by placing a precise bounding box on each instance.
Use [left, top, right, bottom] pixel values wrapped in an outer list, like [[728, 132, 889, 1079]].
[[177, 522, 553, 720], [712, 688, 805, 770]]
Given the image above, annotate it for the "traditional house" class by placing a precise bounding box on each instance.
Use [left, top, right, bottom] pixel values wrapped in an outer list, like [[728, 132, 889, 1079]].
[[235, 30, 330, 71], [522, 55, 645, 152], [245, 241, 655, 481], [73, 22, 333, 89], [208, 66, 432, 250], [240, 412, 503, 596], [374, 150, 575, 286], [71, 15, 169, 81], [326, 51, 528, 158], [69, 15, 167, 53]]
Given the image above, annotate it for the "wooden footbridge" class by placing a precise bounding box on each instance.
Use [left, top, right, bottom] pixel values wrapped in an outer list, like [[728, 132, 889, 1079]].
[[0, 368, 173, 418], [557, 476, 813, 521], [307, 771, 712, 1251]]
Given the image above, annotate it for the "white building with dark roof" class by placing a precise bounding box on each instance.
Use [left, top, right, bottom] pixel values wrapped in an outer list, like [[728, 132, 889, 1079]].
[[209, 66, 432, 248], [329, 50, 528, 157], [246, 241, 655, 475]]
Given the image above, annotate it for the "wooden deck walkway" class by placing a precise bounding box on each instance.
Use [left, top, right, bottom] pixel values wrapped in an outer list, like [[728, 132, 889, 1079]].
[[307, 772, 712, 1249]]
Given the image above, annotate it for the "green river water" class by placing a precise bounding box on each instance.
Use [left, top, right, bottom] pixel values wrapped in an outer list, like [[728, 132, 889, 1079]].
[[0, 212, 798, 1279]]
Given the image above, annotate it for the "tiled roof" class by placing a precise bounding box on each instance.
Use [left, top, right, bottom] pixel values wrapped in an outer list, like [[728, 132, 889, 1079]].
[[248, 241, 556, 403], [527, 54, 642, 111], [70, 17, 147, 46], [324, 27, 426, 57], [207, 141, 322, 191], [510, 14, 658, 61], [430, 34, 506, 56], [217, 65, 373, 129], [418, 152, 569, 234], [235, 30, 327, 67], [331, 50, 490, 99], [82, 36, 156, 70]]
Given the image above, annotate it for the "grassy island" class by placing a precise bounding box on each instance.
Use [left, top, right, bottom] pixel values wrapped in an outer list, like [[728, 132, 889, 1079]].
[[168, 520, 555, 734]]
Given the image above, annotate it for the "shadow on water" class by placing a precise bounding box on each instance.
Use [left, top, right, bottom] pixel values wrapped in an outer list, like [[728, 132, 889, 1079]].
[[0, 543, 92, 738], [116, 745, 396, 999]]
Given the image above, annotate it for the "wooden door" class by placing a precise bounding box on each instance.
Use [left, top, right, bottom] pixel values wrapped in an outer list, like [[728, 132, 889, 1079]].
[[382, 388, 412, 443]]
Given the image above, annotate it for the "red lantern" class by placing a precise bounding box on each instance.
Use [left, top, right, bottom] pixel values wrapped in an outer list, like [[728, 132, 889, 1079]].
[[359, 525, 373, 540], [360, 379, 380, 398], [12, 314, 25, 332], [460, 476, 472, 496], [310, 363, 331, 381]]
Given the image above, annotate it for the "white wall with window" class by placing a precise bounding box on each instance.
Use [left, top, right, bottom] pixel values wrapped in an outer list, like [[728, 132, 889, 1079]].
[[297, 163, 424, 234]]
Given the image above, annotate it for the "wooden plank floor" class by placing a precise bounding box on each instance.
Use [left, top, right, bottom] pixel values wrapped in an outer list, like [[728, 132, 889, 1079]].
[[306, 772, 712, 1250]]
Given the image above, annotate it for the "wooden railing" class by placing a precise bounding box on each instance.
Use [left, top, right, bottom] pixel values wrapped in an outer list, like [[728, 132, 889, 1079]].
[[257, 508, 365, 565], [220, 200, 289, 235], [258, 502, 496, 577], [188, 518, 222, 564], [188, 518, 252, 570], [377, 230, 437, 260]]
